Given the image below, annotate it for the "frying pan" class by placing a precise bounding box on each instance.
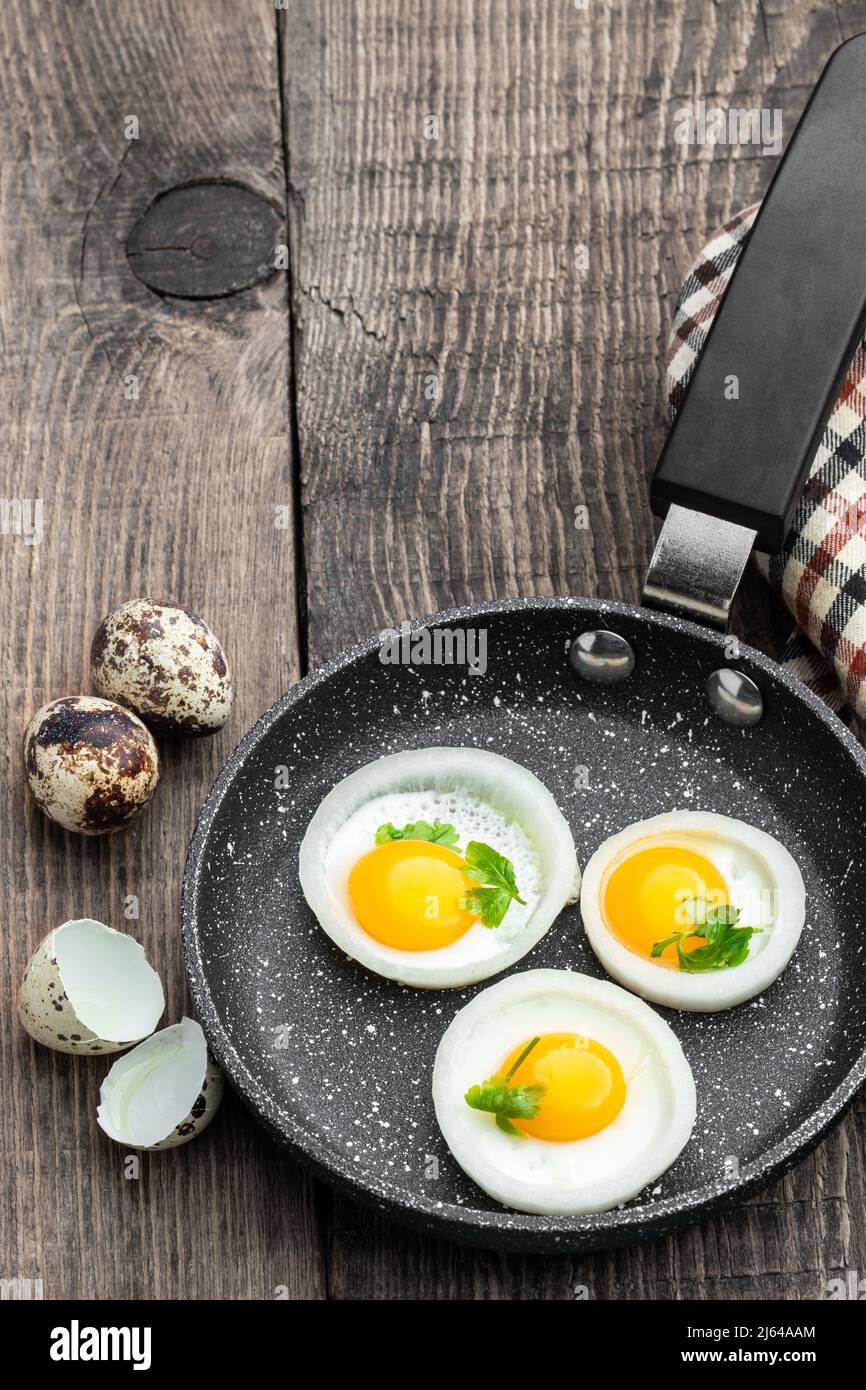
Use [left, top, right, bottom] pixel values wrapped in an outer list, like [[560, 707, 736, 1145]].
[[182, 37, 866, 1252]]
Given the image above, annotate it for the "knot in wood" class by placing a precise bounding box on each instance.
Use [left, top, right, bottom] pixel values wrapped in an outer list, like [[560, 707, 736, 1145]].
[[126, 182, 282, 299]]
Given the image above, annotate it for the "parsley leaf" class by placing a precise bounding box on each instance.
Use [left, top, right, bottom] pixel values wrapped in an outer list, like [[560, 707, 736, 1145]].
[[374, 819, 459, 847], [651, 902, 760, 973], [459, 840, 525, 928], [463, 840, 525, 898], [371, 827, 524, 929], [465, 1036, 545, 1137], [460, 886, 514, 928]]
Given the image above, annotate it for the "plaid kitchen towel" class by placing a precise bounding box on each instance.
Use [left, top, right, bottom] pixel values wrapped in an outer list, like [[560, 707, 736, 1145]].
[[665, 204, 866, 738]]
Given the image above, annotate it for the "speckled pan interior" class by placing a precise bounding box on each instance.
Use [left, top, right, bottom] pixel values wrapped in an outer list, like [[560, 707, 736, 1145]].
[[182, 597, 866, 1253]]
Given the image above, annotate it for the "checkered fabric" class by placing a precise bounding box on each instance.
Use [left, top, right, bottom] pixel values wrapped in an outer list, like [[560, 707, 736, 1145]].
[[665, 204, 866, 737]]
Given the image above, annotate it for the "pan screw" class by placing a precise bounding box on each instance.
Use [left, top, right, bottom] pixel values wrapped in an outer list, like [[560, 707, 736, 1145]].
[[706, 669, 763, 727], [569, 629, 635, 683]]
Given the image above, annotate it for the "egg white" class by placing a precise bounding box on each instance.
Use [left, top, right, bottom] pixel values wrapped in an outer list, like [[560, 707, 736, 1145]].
[[298, 748, 580, 988], [580, 811, 806, 1011], [433, 968, 696, 1215]]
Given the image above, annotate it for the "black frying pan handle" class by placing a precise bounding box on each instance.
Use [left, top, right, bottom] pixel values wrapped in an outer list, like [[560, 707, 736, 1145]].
[[650, 34, 866, 554]]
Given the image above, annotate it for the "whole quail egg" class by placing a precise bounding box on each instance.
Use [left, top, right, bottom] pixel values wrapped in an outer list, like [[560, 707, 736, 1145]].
[[24, 695, 159, 834], [90, 598, 233, 734]]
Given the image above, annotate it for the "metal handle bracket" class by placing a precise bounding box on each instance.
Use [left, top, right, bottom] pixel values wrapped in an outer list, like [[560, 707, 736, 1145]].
[[641, 504, 757, 631]]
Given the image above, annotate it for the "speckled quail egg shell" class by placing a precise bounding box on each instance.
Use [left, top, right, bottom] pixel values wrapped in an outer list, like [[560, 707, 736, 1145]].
[[97, 1018, 223, 1149], [90, 598, 233, 734], [580, 811, 806, 1012], [433, 968, 696, 1215], [24, 695, 159, 835], [299, 747, 581, 989], [17, 918, 165, 1054]]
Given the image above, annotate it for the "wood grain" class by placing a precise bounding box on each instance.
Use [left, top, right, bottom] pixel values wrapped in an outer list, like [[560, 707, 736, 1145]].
[[3, 0, 865, 1302], [0, 0, 323, 1300], [282, 0, 866, 1299]]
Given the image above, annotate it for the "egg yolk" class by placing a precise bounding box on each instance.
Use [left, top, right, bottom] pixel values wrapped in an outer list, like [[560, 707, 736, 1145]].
[[603, 843, 728, 967], [500, 1032, 625, 1141], [348, 839, 477, 951]]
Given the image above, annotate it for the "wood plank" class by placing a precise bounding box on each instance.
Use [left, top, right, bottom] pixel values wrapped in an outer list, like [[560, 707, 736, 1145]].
[[0, 0, 324, 1299], [282, 0, 866, 1298]]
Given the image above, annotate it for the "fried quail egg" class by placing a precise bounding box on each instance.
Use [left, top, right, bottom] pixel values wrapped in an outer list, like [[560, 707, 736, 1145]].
[[97, 1017, 223, 1149], [580, 811, 806, 1011], [433, 968, 695, 1215], [298, 748, 580, 988]]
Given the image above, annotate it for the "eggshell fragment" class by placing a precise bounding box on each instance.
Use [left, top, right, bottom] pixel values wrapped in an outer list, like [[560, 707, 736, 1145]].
[[24, 695, 159, 834], [90, 598, 233, 734], [97, 1018, 223, 1149], [17, 918, 165, 1054]]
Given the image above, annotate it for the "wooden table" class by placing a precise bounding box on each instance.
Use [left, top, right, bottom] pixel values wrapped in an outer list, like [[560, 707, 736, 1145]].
[[2, 0, 864, 1301]]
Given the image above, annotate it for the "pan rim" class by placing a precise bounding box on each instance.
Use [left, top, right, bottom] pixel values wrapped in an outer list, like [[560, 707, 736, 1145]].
[[182, 594, 866, 1252]]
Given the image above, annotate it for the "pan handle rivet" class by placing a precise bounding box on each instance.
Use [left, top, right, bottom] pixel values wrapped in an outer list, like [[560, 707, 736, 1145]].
[[706, 669, 763, 727], [569, 629, 635, 683]]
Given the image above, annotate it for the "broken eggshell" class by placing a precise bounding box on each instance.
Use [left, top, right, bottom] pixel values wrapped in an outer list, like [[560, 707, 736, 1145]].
[[24, 695, 159, 834], [97, 1017, 223, 1149], [90, 598, 233, 734], [17, 918, 165, 1054]]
